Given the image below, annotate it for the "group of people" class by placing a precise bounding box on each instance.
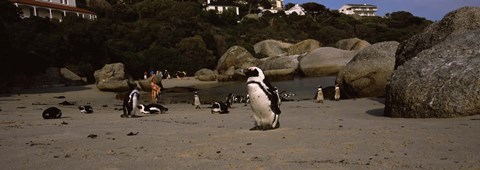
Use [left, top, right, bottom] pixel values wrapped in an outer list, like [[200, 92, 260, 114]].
[[143, 69, 192, 103]]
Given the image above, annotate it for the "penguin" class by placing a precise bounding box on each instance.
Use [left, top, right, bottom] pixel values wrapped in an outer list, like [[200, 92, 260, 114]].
[[122, 88, 140, 118], [138, 104, 168, 114], [234, 95, 245, 103], [225, 93, 235, 107], [193, 91, 201, 109], [244, 94, 250, 106], [78, 105, 94, 113], [211, 101, 229, 114], [273, 87, 282, 106], [42, 107, 62, 119], [314, 85, 324, 103], [243, 67, 281, 130], [334, 84, 340, 101]]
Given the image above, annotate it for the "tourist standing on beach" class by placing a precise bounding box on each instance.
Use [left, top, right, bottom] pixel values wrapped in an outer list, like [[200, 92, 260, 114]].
[[150, 71, 161, 103]]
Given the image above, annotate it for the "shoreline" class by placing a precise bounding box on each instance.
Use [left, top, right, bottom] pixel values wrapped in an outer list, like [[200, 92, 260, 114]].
[[0, 78, 479, 169]]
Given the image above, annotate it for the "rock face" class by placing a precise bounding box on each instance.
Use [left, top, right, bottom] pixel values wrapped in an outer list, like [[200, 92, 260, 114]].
[[287, 39, 321, 55], [395, 7, 480, 68], [94, 63, 132, 92], [259, 55, 299, 71], [336, 41, 399, 98], [253, 40, 292, 58], [299, 47, 357, 77], [195, 68, 216, 81], [335, 38, 371, 51], [385, 30, 480, 118], [216, 46, 259, 75]]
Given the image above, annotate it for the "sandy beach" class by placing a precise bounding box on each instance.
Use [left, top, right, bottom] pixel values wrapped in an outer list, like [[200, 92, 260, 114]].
[[0, 78, 479, 169]]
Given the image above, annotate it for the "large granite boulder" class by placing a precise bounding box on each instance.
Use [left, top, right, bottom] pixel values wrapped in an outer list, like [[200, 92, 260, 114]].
[[287, 39, 321, 55], [335, 38, 371, 51], [385, 30, 480, 118], [94, 63, 132, 92], [336, 41, 399, 98], [264, 68, 296, 81], [395, 6, 480, 68], [195, 68, 216, 81], [216, 46, 259, 74], [259, 55, 300, 71], [299, 47, 358, 77], [253, 39, 292, 58]]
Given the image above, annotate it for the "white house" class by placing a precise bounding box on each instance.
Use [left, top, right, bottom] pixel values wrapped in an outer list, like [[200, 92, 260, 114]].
[[338, 3, 377, 17], [204, 0, 239, 15], [10, 0, 96, 22], [284, 4, 305, 16]]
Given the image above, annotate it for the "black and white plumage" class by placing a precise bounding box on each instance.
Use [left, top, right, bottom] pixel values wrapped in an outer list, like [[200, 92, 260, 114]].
[[244, 67, 281, 130], [78, 105, 93, 113], [211, 101, 229, 114], [334, 84, 340, 101], [273, 87, 282, 106], [193, 91, 201, 109], [122, 88, 140, 118], [225, 93, 235, 108], [314, 86, 324, 103], [138, 104, 168, 114], [42, 107, 62, 119], [244, 94, 250, 106]]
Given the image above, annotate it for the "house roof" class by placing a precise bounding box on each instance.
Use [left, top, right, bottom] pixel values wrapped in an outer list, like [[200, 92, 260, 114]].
[[207, 0, 238, 7], [10, 0, 96, 14], [345, 4, 377, 8]]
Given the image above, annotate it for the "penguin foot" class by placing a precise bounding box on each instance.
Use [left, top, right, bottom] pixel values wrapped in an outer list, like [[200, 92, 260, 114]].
[[249, 126, 260, 131]]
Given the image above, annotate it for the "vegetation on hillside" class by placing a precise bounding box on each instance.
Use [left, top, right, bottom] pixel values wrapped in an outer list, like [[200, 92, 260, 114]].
[[0, 0, 432, 83]]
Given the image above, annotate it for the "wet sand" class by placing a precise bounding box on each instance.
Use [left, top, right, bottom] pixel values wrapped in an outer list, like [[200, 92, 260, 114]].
[[0, 78, 479, 169]]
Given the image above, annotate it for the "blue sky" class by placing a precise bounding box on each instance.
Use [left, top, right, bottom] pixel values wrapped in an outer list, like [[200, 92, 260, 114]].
[[284, 0, 480, 21]]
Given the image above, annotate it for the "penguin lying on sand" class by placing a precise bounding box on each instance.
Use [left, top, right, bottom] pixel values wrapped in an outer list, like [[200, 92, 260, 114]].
[[78, 105, 94, 113], [211, 101, 229, 114], [43, 107, 62, 119], [243, 67, 281, 130], [138, 104, 168, 114]]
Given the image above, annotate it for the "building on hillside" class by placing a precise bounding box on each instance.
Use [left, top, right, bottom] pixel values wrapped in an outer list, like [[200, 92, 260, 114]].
[[204, 0, 239, 15], [10, 0, 96, 22], [338, 3, 377, 17], [284, 4, 305, 15], [270, 0, 283, 10]]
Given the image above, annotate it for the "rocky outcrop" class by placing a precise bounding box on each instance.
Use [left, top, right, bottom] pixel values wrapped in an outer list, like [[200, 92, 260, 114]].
[[264, 68, 296, 81], [94, 63, 133, 92], [216, 46, 259, 75], [336, 41, 399, 98], [287, 39, 321, 56], [335, 38, 370, 51], [253, 40, 292, 58], [195, 68, 216, 81], [385, 29, 480, 118], [395, 7, 480, 68], [259, 55, 300, 71], [299, 47, 358, 77]]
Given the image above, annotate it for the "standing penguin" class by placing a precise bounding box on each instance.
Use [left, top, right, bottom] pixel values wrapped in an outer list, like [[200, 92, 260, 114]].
[[334, 84, 340, 101], [243, 67, 281, 130], [193, 91, 201, 109], [314, 85, 324, 103], [273, 87, 282, 106], [122, 88, 140, 118]]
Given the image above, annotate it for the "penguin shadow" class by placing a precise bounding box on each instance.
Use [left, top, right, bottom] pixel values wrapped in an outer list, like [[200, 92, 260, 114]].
[[366, 108, 386, 117]]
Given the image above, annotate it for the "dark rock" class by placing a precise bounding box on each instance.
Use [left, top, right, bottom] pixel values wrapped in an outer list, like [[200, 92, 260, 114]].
[[395, 7, 480, 68], [385, 29, 480, 118]]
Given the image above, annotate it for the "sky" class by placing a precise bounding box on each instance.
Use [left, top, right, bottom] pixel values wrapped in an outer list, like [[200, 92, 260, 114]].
[[283, 0, 480, 21]]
